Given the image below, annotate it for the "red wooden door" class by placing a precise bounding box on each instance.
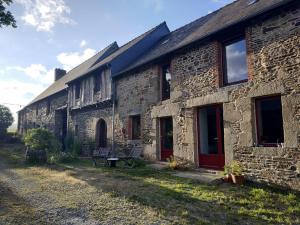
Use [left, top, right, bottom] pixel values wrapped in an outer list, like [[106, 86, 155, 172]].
[[198, 105, 225, 170], [160, 117, 173, 161]]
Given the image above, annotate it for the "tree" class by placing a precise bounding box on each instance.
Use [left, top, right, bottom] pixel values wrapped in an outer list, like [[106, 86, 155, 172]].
[[0, 104, 14, 138], [0, 0, 16, 28]]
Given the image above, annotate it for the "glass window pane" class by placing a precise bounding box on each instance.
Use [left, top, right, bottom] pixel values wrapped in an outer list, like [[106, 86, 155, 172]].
[[162, 64, 171, 100], [256, 97, 284, 145], [225, 39, 248, 84], [132, 115, 141, 140]]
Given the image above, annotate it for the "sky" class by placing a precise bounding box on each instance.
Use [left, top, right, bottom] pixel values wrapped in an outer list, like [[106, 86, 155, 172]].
[[0, 0, 234, 128]]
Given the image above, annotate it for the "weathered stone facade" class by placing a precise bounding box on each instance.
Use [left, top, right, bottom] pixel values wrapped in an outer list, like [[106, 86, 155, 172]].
[[18, 92, 67, 139], [18, 1, 300, 190], [123, 6, 299, 190], [114, 65, 160, 157]]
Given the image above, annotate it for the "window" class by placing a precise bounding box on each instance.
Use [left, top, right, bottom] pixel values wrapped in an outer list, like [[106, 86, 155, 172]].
[[255, 96, 284, 147], [223, 38, 248, 85], [94, 73, 102, 93], [35, 104, 38, 116], [161, 64, 171, 100], [46, 100, 51, 115], [128, 115, 141, 140], [75, 82, 81, 99]]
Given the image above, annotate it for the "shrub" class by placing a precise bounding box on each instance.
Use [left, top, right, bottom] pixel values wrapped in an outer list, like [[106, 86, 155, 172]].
[[64, 132, 82, 158], [48, 151, 75, 164], [23, 128, 61, 153]]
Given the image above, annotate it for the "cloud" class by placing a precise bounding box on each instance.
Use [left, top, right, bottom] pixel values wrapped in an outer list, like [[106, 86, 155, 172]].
[[7, 64, 54, 85], [0, 79, 48, 126], [80, 40, 87, 48], [0, 64, 55, 127], [57, 48, 97, 71], [16, 0, 74, 32]]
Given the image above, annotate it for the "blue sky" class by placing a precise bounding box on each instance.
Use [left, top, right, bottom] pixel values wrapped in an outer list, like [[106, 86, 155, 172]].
[[0, 0, 234, 125]]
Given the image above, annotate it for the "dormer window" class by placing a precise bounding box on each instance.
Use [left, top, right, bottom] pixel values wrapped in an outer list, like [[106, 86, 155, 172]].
[[161, 64, 171, 100], [94, 73, 102, 93], [75, 82, 81, 99], [222, 37, 248, 85]]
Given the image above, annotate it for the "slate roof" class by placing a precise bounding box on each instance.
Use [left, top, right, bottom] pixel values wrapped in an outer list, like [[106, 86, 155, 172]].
[[117, 0, 294, 75], [66, 22, 169, 83], [28, 42, 119, 105]]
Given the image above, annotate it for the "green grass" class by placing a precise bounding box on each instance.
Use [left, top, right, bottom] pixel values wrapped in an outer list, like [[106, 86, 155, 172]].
[[0, 143, 299, 225]]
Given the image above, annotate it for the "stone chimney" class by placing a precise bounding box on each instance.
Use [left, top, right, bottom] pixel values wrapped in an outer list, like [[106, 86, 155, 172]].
[[54, 68, 66, 81]]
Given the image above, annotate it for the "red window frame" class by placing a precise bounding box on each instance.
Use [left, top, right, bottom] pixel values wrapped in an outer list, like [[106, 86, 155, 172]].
[[221, 36, 248, 86], [128, 115, 141, 140], [255, 95, 284, 147]]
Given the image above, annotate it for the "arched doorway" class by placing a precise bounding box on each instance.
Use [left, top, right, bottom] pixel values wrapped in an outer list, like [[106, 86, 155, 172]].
[[96, 119, 107, 148]]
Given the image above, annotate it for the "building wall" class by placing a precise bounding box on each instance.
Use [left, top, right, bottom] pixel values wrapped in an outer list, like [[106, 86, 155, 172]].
[[114, 65, 160, 159], [68, 106, 113, 155], [18, 92, 67, 138], [68, 68, 111, 109], [147, 6, 300, 190]]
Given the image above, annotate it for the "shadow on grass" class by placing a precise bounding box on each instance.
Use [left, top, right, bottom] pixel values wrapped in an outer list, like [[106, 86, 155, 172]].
[[1, 144, 300, 225], [54, 161, 300, 225], [0, 181, 47, 225]]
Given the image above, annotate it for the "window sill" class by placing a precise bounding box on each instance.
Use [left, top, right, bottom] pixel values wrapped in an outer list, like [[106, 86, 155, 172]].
[[223, 79, 248, 87]]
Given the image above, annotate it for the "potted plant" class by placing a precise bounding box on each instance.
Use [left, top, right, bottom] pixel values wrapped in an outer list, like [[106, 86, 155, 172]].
[[230, 161, 245, 185], [223, 165, 232, 183]]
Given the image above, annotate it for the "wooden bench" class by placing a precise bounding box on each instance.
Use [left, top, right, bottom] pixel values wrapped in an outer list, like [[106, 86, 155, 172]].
[[92, 147, 111, 167]]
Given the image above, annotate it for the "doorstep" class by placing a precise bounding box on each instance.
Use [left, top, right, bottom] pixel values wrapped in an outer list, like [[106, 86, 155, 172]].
[[173, 171, 223, 183], [148, 161, 223, 183]]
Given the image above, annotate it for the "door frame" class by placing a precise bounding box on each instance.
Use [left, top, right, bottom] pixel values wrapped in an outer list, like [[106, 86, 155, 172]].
[[96, 119, 107, 148], [196, 104, 225, 170], [160, 116, 173, 161]]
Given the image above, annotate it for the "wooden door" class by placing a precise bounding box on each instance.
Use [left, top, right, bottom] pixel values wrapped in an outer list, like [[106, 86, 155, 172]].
[[198, 105, 225, 170], [160, 117, 173, 161]]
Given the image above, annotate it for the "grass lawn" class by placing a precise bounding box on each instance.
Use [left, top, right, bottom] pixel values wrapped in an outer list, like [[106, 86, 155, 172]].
[[0, 143, 299, 225]]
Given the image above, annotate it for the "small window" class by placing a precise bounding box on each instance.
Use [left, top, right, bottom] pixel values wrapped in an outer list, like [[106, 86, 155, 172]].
[[161, 64, 171, 100], [223, 38, 248, 85], [255, 96, 284, 147], [46, 100, 51, 115], [128, 115, 141, 140], [94, 73, 102, 93], [36, 104, 38, 116], [75, 82, 81, 99]]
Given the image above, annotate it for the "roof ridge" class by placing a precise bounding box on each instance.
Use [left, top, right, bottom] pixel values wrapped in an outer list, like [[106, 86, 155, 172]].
[[116, 21, 168, 50], [63, 41, 118, 76], [170, 0, 239, 35]]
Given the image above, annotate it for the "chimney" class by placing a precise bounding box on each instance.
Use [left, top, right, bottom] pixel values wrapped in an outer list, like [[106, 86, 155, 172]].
[[54, 68, 66, 81]]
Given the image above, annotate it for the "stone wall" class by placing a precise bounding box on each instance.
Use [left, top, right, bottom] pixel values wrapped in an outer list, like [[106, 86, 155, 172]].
[[68, 106, 113, 155], [148, 5, 300, 190], [18, 92, 67, 138], [114, 65, 160, 159]]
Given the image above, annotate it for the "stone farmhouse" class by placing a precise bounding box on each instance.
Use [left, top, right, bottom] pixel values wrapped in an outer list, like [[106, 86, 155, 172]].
[[18, 0, 300, 190]]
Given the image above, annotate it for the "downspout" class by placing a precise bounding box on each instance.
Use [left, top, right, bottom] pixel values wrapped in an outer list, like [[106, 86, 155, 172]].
[[111, 67, 116, 157]]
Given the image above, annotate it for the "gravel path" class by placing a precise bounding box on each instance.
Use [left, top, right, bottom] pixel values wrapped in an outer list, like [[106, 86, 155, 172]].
[[0, 160, 100, 225]]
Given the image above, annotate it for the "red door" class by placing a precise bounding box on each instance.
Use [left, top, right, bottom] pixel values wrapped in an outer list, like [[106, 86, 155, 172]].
[[198, 105, 225, 170], [160, 117, 173, 161]]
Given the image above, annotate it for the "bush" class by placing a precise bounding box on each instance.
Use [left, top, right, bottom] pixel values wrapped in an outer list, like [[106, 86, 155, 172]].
[[64, 132, 82, 158], [48, 151, 75, 164], [23, 128, 61, 153]]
